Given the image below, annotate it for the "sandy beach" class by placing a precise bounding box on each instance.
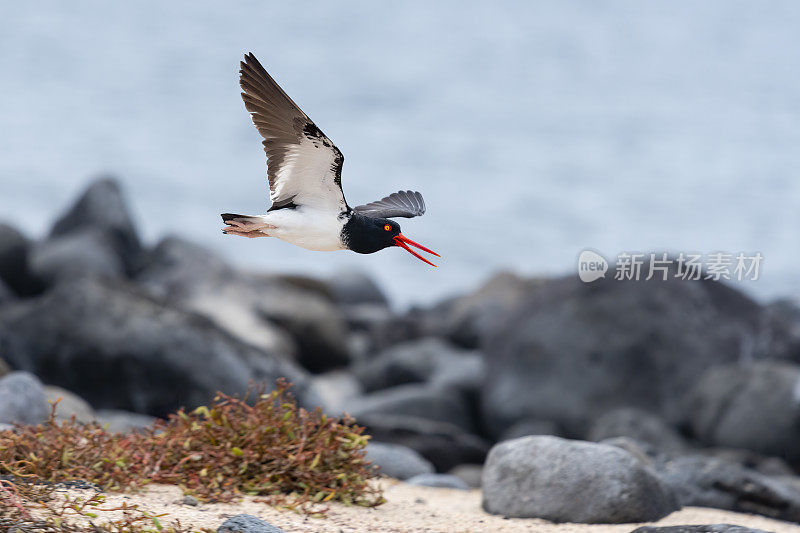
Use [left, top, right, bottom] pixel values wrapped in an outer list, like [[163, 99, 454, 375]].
[[56, 482, 800, 533]]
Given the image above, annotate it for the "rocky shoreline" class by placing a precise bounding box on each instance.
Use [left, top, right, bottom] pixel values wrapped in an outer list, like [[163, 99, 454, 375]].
[[2, 178, 800, 531]]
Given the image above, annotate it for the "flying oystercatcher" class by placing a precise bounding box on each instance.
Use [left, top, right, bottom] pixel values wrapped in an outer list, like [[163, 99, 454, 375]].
[[221, 53, 440, 267]]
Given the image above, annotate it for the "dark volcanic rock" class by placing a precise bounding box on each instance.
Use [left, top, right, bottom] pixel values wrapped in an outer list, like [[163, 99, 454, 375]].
[[482, 274, 765, 438], [405, 473, 469, 490], [696, 448, 796, 478], [658, 455, 800, 522], [347, 383, 473, 433], [217, 514, 285, 533], [259, 287, 350, 372], [0, 371, 49, 425], [0, 276, 312, 417], [29, 229, 127, 286], [0, 223, 38, 295], [588, 407, 688, 455], [137, 237, 348, 372], [354, 337, 483, 394], [688, 362, 800, 464], [0, 278, 13, 303], [761, 299, 800, 363], [29, 179, 144, 288], [136, 236, 231, 299], [353, 337, 449, 392], [356, 413, 490, 472], [365, 441, 434, 480], [632, 526, 769, 533], [328, 270, 388, 306], [308, 371, 363, 413], [343, 305, 433, 358], [437, 271, 543, 349], [136, 237, 290, 355], [49, 178, 142, 274], [482, 436, 679, 523]]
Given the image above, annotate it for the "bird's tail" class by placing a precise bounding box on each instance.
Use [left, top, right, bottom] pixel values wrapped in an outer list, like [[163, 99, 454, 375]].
[[220, 213, 273, 235]]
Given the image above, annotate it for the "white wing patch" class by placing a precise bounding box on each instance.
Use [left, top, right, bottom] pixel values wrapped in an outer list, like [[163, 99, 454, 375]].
[[239, 53, 348, 215], [270, 135, 346, 213]]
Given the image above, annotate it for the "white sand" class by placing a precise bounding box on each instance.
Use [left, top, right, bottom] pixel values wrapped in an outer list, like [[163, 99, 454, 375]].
[[56, 481, 800, 533]]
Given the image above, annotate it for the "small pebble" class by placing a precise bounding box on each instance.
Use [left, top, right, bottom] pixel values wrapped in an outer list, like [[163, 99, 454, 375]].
[[182, 494, 199, 506]]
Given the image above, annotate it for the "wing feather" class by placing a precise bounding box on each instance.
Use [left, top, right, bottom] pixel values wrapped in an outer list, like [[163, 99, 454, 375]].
[[240, 53, 347, 212], [353, 190, 427, 219]]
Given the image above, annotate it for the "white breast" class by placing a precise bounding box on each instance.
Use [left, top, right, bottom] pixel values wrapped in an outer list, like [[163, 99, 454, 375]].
[[263, 207, 347, 251]]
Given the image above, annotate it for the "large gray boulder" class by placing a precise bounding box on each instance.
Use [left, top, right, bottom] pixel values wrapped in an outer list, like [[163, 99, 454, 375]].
[[482, 436, 678, 523], [0, 371, 49, 425], [658, 455, 800, 522], [136, 236, 231, 300], [688, 362, 800, 464], [327, 270, 388, 306], [482, 275, 766, 437], [365, 442, 434, 480], [135, 237, 294, 357], [431, 271, 542, 349], [253, 278, 351, 373], [29, 178, 145, 288], [136, 237, 349, 373], [29, 229, 127, 286], [0, 276, 313, 417], [49, 178, 142, 273]]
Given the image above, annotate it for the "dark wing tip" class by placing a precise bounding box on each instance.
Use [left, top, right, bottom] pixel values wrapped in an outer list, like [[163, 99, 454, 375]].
[[241, 52, 267, 77]]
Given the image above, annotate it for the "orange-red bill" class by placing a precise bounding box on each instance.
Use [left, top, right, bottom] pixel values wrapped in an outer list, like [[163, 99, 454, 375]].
[[394, 234, 440, 267]]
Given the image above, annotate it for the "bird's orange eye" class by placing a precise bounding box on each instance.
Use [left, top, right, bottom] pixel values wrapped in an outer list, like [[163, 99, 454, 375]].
[[384, 224, 392, 231]]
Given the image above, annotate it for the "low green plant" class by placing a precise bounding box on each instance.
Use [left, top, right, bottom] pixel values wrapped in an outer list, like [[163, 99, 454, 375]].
[[0, 378, 383, 530]]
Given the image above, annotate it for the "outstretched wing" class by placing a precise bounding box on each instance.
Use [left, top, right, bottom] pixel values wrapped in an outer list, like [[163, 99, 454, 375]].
[[353, 190, 426, 219], [239, 53, 347, 213]]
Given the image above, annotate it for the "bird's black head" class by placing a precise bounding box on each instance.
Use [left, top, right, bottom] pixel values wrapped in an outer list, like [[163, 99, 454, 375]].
[[342, 213, 400, 254], [342, 212, 439, 266]]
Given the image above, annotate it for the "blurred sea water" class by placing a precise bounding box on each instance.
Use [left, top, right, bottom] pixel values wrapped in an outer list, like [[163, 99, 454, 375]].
[[0, 1, 798, 306]]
